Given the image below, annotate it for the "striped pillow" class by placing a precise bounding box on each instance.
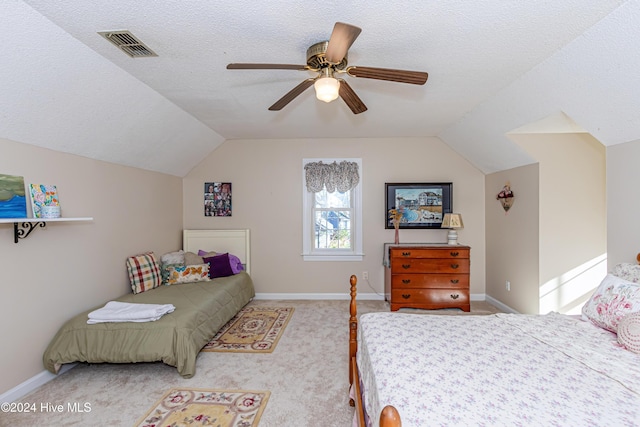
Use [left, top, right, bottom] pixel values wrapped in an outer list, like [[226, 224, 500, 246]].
[[126, 252, 162, 294]]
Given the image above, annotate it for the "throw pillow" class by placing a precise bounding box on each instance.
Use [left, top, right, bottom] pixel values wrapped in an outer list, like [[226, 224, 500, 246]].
[[581, 274, 640, 332], [126, 252, 162, 294], [198, 249, 217, 258], [612, 263, 640, 284], [165, 264, 211, 285], [183, 251, 204, 266], [161, 262, 184, 285], [161, 250, 185, 265], [618, 312, 640, 354], [204, 253, 234, 278]]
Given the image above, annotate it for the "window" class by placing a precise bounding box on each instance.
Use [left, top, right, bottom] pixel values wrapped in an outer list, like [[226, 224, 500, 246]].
[[302, 158, 363, 261]]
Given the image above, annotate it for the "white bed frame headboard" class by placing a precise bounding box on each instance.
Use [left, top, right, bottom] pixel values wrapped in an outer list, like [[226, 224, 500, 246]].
[[183, 229, 251, 275]]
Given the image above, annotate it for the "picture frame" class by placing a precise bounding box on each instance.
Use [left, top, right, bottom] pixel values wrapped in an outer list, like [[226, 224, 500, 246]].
[[385, 182, 453, 229], [204, 182, 232, 217]]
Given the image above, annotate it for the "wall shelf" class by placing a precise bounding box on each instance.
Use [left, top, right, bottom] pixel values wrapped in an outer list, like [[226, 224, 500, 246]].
[[0, 217, 93, 243]]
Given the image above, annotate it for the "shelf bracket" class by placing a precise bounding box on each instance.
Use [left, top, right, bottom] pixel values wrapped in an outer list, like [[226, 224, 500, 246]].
[[14, 221, 46, 243]]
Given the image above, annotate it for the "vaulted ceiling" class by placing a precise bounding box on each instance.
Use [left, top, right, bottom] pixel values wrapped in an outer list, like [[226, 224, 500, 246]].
[[2, 1, 639, 176]]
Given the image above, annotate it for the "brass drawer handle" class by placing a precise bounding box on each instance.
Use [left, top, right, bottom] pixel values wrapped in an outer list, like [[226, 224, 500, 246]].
[[402, 279, 411, 284], [402, 251, 412, 257], [450, 294, 459, 300], [402, 264, 411, 269], [450, 279, 459, 284], [451, 264, 459, 269], [450, 251, 459, 257], [402, 294, 411, 299]]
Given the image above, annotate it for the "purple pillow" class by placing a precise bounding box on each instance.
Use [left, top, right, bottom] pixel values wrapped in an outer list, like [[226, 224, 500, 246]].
[[203, 253, 234, 278], [199, 250, 244, 274]]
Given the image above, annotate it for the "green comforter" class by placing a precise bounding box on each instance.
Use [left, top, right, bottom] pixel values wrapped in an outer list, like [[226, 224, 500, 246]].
[[43, 272, 255, 378]]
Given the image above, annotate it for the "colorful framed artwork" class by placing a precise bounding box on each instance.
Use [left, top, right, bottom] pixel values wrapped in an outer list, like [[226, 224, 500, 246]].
[[204, 182, 232, 217], [29, 184, 60, 218], [0, 174, 27, 218], [385, 182, 453, 229]]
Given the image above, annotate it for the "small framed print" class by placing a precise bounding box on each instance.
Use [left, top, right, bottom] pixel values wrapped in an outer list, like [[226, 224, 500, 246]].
[[385, 182, 452, 229], [204, 182, 232, 217]]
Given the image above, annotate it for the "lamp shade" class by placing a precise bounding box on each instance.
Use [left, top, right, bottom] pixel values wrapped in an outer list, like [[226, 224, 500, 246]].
[[441, 213, 463, 245], [314, 77, 340, 103], [441, 213, 464, 229]]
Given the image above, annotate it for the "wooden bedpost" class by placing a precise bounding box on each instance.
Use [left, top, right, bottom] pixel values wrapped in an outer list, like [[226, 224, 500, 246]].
[[380, 406, 402, 427], [349, 274, 358, 388]]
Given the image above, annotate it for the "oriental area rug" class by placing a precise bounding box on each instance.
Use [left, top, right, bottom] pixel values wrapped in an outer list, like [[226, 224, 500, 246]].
[[202, 306, 294, 353], [136, 388, 270, 427]]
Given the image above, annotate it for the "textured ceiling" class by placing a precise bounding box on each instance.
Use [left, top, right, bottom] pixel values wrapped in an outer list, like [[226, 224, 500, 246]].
[[2, 1, 639, 176]]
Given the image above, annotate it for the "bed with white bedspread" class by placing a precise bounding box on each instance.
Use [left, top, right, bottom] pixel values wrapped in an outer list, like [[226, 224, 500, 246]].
[[349, 261, 640, 427]]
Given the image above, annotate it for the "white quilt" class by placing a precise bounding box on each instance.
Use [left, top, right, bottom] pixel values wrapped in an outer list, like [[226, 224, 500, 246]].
[[357, 312, 640, 427]]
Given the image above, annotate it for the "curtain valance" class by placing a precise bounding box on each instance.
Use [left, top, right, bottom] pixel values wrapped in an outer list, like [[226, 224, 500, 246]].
[[304, 161, 360, 193]]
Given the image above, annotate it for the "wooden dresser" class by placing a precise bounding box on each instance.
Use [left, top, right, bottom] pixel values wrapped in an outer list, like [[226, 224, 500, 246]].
[[384, 244, 470, 311]]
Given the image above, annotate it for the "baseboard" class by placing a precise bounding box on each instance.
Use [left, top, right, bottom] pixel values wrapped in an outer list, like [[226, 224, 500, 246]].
[[256, 292, 495, 303], [254, 292, 385, 300], [485, 295, 519, 313], [0, 363, 76, 403]]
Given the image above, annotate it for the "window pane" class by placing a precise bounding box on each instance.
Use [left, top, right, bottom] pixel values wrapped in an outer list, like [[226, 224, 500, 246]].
[[314, 210, 352, 249], [314, 189, 350, 208]]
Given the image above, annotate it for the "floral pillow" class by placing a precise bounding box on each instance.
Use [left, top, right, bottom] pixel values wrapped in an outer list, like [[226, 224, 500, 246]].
[[611, 263, 640, 283], [581, 274, 640, 332], [165, 264, 211, 285]]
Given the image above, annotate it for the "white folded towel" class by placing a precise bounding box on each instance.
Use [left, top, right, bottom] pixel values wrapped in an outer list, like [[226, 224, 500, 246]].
[[87, 301, 175, 324]]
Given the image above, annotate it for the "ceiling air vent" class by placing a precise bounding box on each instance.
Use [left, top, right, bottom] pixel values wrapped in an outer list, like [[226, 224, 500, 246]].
[[98, 30, 158, 58]]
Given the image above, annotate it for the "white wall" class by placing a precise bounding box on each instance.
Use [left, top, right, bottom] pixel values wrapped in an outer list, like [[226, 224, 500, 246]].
[[485, 164, 540, 314], [0, 138, 184, 395], [183, 137, 486, 296], [607, 139, 640, 266], [486, 132, 607, 314]]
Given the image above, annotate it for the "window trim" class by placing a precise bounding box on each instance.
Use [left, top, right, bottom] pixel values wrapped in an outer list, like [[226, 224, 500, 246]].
[[302, 158, 363, 261]]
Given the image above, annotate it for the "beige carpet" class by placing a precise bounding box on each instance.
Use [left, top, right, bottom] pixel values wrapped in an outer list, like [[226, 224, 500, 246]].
[[2, 299, 500, 426], [202, 306, 294, 353], [135, 388, 269, 427]]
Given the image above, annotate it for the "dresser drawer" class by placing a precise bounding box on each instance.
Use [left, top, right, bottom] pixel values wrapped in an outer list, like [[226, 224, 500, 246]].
[[390, 258, 470, 274], [391, 274, 469, 289], [390, 247, 469, 260], [391, 288, 470, 308]]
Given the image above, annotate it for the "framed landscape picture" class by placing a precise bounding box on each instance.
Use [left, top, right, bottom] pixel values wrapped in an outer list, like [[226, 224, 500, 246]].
[[0, 174, 27, 218], [385, 182, 453, 229]]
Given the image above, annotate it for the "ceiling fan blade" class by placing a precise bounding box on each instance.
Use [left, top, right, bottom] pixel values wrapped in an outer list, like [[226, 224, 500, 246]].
[[338, 79, 367, 114], [227, 63, 308, 71], [268, 79, 315, 111], [325, 22, 362, 64], [347, 66, 429, 85]]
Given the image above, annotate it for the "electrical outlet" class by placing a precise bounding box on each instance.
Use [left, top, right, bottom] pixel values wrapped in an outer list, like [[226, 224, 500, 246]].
[[506, 280, 511, 291], [363, 271, 369, 280]]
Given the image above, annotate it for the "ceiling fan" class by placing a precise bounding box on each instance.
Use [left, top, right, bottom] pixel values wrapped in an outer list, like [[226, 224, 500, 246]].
[[227, 22, 429, 114]]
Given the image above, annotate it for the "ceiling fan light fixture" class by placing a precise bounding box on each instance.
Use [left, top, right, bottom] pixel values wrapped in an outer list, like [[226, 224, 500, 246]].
[[314, 76, 340, 103]]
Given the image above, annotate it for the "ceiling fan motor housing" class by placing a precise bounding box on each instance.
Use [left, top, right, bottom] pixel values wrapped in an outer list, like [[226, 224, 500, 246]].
[[306, 41, 348, 70]]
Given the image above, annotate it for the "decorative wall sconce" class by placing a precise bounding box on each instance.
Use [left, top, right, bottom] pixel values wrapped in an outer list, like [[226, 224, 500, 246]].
[[496, 183, 514, 212]]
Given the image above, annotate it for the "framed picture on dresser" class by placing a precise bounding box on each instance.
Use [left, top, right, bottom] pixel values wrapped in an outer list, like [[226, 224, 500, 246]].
[[385, 182, 452, 229]]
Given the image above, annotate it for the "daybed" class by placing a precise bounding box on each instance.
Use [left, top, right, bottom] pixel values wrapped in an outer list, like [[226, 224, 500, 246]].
[[348, 259, 640, 427], [43, 229, 254, 378]]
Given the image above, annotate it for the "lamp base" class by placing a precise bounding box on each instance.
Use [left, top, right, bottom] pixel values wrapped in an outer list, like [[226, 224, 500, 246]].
[[447, 229, 459, 245]]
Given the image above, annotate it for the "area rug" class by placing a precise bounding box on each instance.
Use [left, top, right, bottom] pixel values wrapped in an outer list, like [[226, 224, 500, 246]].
[[202, 306, 294, 353], [136, 388, 270, 427]]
